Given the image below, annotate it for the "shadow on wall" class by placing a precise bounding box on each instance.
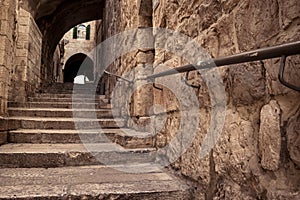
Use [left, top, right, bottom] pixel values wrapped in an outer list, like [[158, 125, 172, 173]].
[[63, 53, 94, 83]]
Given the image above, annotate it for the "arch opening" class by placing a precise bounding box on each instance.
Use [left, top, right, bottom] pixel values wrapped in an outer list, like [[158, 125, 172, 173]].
[[64, 53, 94, 83], [25, 0, 105, 86]]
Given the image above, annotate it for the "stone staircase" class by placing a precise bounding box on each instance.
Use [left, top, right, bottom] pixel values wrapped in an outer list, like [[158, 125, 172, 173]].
[[0, 84, 194, 199]]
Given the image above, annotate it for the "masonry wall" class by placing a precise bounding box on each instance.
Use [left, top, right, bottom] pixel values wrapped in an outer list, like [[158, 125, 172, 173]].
[[99, 0, 299, 199], [62, 21, 97, 67], [99, 0, 155, 122], [10, 8, 42, 102], [0, 0, 18, 144], [152, 0, 300, 199], [99, 0, 140, 106]]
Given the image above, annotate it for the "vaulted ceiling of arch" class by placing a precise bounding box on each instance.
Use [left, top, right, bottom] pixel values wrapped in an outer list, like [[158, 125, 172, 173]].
[[20, 0, 104, 61]]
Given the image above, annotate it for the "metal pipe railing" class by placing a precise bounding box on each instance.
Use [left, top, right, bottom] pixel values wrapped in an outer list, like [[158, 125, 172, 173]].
[[146, 41, 300, 80], [104, 70, 133, 83], [102, 41, 300, 91]]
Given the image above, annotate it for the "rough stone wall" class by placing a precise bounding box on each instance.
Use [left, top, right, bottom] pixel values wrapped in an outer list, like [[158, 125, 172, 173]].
[[99, 0, 141, 107], [0, 0, 18, 145], [152, 0, 300, 199], [9, 8, 42, 102], [52, 46, 62, 82], [0, 0, 17, 116], [62, 21, 97, 68], [99, 0, 155, 124]]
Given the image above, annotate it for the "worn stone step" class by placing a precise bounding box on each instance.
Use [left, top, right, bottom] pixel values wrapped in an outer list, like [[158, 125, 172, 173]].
[[105, 129, 155, 148], [8, 108, 114, 118], [28, 97, 109, 104], [8, 117, 126, 129], [43, 83, 97, 90], [0, 143, 155, 168], [0, 165, 193, 199], [8, 102, 111, 109], [43, 89, 99, 94], [34, 93, 106, 99], [8, 129, 111, 144], [8, 129, 155, 148]]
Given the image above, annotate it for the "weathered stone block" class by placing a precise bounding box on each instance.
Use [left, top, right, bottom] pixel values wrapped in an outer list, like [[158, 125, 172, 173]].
[[137, 51, 154, 64], [0, 6, 9, 20], [0, 131, 7, 145], [137, 0, 152, 17], [214, 108, 259, 183], [278, 0, 300, 29], [128, 116, 153, 132], [15, 48, 28, 57], [138, 15, 152, 27], [259, 100, 281, 171], [265, 56, 300, 96], [0, 35, 9, 51], [286, 111, 300, 167], [0, 20, 10, 35], [235, 0, 280, 50], [18, 15, 30, 26], [132, 82, 153, 117], [229, 63, 265, 106]]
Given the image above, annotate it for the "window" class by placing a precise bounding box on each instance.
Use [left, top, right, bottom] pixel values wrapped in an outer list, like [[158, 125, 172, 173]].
[[73, 24, 91, 40]]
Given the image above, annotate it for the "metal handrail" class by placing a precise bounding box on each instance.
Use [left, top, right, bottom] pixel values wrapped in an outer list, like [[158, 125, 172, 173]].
[[104, 70, 133, 83], [103, 41, 300, 91], [146, 41, 300, 80]]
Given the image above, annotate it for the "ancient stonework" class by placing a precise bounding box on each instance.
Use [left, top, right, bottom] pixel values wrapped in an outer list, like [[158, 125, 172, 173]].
[[10, 8, 42, 102], [151, 0, 300, 199], [259, 100, 281, 171], [0, 0, 299, 199], [287, 111, 300, 168]]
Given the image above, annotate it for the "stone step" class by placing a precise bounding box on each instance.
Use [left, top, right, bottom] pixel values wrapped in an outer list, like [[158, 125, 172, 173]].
[[44, 83, 97, 90], [8, 108, 114, 118], [34, 93, 106, 99], [8, 102, 111, 109], [8, 117, 126, 129], [42, 85, 98, 93], [0, 143, 155, 168], [43, 89, 99, 94], [28, 97, 109, 104], [0, 165, 193, 199], [8, 129, 155, 148]]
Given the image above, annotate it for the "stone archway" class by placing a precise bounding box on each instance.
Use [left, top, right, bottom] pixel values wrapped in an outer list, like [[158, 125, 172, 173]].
[[19, 0, 105, 85], [63, 53, 94, 83]]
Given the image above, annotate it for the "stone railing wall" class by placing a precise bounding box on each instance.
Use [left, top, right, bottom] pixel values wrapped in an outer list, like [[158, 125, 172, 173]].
[[151, 0, 300, 199], [98, 0, 300, 198], [0, 0, 17, 117], [9, 8, 42, 103], [80, 0, 299, 198], [0, 0, 18, 145]]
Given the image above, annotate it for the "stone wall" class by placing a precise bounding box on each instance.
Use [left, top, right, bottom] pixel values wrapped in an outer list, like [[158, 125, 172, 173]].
[[152, 0, 300, 199], [52, 46, 62, 82], [96, 0, 300, 198], [0, 0, 17, 116], [98, 0, 155, 122], [62, 21, 97, 68], [10, 8, 42, 102], [99, 0, 139, 102], [0, 0, 18, 145]]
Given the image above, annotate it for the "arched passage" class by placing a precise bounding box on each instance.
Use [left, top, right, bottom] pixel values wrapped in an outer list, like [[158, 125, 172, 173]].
[[20, 0, 105, 85], [64, 53, 94, 83]]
